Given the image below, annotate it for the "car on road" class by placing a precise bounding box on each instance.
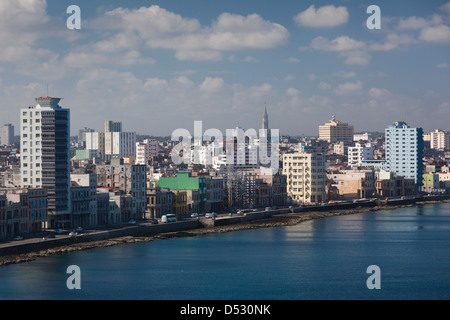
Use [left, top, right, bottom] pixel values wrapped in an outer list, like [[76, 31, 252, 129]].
[[205, 212, 217, 219], [69, 232, 77, 237], [13, 236, 23, 241], [75, 227, 83, 232], [191, 213, 199, 218], [55, 229, 63, 234], [128, 220, 137, 225], [47, 234, 56, 238]]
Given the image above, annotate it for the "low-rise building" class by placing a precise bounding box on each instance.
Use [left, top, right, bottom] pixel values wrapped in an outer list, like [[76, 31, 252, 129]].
[[375, 170, 416, 197], [327, 170, 375, 200], [146, 187, 173, 219]]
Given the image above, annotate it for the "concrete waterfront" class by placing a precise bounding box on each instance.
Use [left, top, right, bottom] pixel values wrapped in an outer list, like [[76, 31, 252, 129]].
[[1, 195, 449, 267]]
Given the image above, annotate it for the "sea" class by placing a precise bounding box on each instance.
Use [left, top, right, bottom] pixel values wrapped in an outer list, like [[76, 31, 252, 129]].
[[1, 202, 450, 300]]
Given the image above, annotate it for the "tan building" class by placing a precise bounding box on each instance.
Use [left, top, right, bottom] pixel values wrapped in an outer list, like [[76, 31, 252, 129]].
[[283, 152, 326, 204], [319, 116, 354, 143], [146, 187, 173, 219], [327, 170, 375, 200]]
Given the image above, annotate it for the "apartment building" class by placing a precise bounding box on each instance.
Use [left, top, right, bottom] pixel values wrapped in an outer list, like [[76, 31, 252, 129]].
[[136, 139, 159, 165], [430, 129, 450, 151], [283, 152, 326, 204], [385, 121, 424, 186], [20, 97, 71, 228]]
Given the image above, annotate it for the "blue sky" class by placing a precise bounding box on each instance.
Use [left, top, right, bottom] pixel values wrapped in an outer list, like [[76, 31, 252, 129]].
[[0, 0, 449, 136]]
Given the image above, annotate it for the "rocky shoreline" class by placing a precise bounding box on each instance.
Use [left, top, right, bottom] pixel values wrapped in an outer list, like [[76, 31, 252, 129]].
[[0, 206, 384, 267]]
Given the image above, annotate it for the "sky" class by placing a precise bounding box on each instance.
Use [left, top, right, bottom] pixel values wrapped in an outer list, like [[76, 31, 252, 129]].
[[0, 0, 449, 137]]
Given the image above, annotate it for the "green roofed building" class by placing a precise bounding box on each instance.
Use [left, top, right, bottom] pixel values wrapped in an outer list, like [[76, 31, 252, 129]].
[[158, 172, 206, 213]]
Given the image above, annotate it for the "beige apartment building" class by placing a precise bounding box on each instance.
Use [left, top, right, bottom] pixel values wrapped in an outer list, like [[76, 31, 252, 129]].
[[319, 116, 354, 143], [283, 152, 326, 204]]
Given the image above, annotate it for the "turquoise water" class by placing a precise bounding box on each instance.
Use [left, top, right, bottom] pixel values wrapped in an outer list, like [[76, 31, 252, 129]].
[[1, 203, 450, 300]]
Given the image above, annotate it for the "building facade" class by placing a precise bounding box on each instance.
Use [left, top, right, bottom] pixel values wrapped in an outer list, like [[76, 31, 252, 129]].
[[283, 152, 326, 204], [348, 142, 374, 167], [20, 97, 71, 228], [319, 116, 354, 143], [385, 121, 424, 187], [1, 124, 14, 146], [136, 139, 159, 165], [430, 129, 450, 151]]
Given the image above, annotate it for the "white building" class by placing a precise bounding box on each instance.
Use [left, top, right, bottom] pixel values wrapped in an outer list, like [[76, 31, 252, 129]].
[[20, 97, 71, 228], [430, 129, 450, 150], [385, 121, 424, 185], [85, 128, 136, 160], [348, 142, 374, 167], [104, 131, 136, 159], [283, 152, 326, 204], [354, 132, 371, 141], [136, 139, 159, 165], [1, 124, 14, 146]]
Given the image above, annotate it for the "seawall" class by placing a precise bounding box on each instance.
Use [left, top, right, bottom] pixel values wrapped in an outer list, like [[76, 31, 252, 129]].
[[0, 220, 202, 257], [1, 194, 449, 261]]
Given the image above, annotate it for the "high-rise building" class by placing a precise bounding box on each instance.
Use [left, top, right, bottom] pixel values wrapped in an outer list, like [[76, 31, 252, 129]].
[[385, 121, 424, 186], [283, 152, 326, 204], [85, 120, 136, 160], [348, 142, 374, 167], [105, 120, 122, 133], [136, 139, 159, 165], [20, 97, 71, 228], [77, 127, 94, 147], [430, 129, 450, 151], [1, 124, 14, 146], [319, 116, 354, 143]]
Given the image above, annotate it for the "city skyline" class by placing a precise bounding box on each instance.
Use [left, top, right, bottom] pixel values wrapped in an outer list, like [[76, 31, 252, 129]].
[[0, 0, 449, 136]]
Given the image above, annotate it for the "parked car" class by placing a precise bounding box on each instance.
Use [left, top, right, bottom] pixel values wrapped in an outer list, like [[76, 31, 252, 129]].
[[191, 213, 199, 218], [75, 227, 83, 232], [13, 236, 23, 241], [128, 220, 137, 225], [55, 229, 63, 234], [47, 234, 56, 238]]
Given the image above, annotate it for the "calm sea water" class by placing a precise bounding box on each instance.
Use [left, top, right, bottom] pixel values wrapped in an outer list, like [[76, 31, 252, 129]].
[[1, 203, 450, 300]]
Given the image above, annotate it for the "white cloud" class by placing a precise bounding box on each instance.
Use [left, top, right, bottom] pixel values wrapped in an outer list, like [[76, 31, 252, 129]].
[[244, 56, 260, 63], [419, 25, 450, 43], [144, 78, 168, 91], [284, 74, 295, 81], [199, 77, 224, 92], [369, 33, 417, 51], [94, 6, 289, 61], [294, 5, 349, 28], [397, 16, 431, 30], [437, 62, 449, 68], [368, 88, 391, 98], [334, 81, 363, 95], [310, 36, 365, 52], [339, 50, 371, 66], [334, 71, 356, 78], [176, 50, 223, 61], [319, 82, 331, 90], [286, 88, 299, 96], [441, 2, 450, 15]]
